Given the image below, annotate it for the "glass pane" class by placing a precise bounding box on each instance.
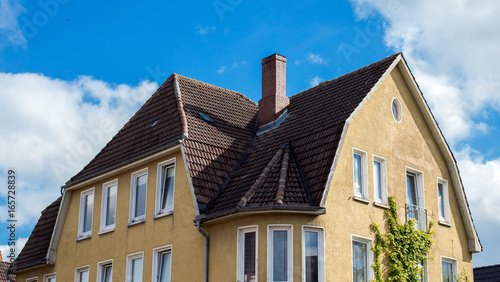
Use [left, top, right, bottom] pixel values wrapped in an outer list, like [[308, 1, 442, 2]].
[[373, 161, 382, 200], [103, 265, 112, 282], [273, 230, 288, 281], [244, 232, 256, 282], [83, 193, 93, 233], [406, 174, 418, 206], [438, 183, 444, 218], [135, 174, 147, 217], [106, 185, 117, 226], [353, 154, 362, 194], [161, 166, 175, 210], [131, 257, 143, 282], [353, 241, 367, 282], [442, 261, 452, 282], [305, 231, 319, 282], [48, 278, 56, 282], [159, 252, 171, 282], [79, 270, 89, 282]]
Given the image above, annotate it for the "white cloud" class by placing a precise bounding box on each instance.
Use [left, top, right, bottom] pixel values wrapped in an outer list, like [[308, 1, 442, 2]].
[[195, 24, 216, 35], [307, 53, 327, 65], [216, 66, 226, 74], [0, 0, 26, 48], [309, 76, 324, 87], [0, 72, 157, 228], [0, 237, 28, 261]]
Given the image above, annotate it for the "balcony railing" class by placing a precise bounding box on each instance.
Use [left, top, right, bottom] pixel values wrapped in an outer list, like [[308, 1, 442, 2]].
[[405, 203, 428, 232]]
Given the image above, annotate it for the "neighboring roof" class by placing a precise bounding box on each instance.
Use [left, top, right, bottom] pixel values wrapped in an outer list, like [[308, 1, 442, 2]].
[[10, 197, 61, 272], [0, 261, 15, 281], [474, 264, 500, 281]]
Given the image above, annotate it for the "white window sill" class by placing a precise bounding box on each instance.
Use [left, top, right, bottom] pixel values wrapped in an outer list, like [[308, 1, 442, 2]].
[[438, 220, 452, 227], [128, 218, 146, 227], [76, 234, 91, 242], [373, 201, 389, 209], [353, 195, 370, 204], [98, 228, 115, 235], [154, 210, 173, 219]]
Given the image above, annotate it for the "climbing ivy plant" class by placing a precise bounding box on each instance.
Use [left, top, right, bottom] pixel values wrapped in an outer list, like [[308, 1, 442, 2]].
[[370, 196, 434, 282]]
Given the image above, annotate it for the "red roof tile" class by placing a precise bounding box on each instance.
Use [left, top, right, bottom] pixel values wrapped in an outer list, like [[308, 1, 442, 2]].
[[0, 261, 15, 281]]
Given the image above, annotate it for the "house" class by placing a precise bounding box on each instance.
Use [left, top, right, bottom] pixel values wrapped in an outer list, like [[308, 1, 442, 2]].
[[10, 53, 481, 281], [474, 264, 500, 281], [0, 252, 16, 281]]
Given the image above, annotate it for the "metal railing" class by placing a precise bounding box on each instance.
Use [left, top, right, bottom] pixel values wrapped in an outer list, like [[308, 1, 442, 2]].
[[406, 203, 428, 232]]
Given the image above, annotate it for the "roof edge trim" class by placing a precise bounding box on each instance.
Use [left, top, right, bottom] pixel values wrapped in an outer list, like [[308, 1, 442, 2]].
[[181, 144, 201, 217], [46, 191, 71, 264]]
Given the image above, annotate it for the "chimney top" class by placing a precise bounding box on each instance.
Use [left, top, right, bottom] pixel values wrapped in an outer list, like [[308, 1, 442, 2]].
[[259, 53, 289, 127]]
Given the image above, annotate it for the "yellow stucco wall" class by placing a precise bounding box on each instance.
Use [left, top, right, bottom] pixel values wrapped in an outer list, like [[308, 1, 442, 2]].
[[16, 65, 474, 281], [16, 149, 206, 282]]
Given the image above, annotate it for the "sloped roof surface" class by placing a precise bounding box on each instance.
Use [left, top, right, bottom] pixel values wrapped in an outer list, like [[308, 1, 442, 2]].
[[474, 264, 500, 281], [207, 53, 399, 215], [66, 75, 183, 186], [12, 197, 61, 272], [0, 261, 15, 281], [66, 53, 398, 216]]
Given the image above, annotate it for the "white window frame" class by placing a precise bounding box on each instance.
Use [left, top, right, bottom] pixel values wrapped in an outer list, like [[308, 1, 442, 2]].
[[406, 167, 425, 208], [353, 148, 369, 201], [100, 179, 118, 233], [97, 259, 113, 282], [302, 226, 325, 282], [351, 235, 373, 282], [372, 155, 388, 205], [152, 245, 173, 282], [129, 168, 148, 224], [78, 188, 95, 239], [267, 224, 293, 282], [43, 273, 56, 282], [155, 158, 176, 217], [237, 225, 258, 282], [75, 265, 90, 282], [441, 256, 457, 282], [26, 278, 38, 282], [437, 178, 450, 224], [418, 259, 428, 282], [126, 252, 144, 282]]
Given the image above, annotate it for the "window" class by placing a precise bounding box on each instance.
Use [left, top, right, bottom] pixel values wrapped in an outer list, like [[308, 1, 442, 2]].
[[441, 257, 457, 282], [78, 188, 94, 238], [98, 260, 113, 282], [406, 169, 427, 230], [438, 179, 450, 223], [352, 236, 372, 282], [237, 226, 258, 282], [100, 180, 117, 233], [76, 266, 89, 282], [373, 156, 387, 205], [156, 159, 175, 216], [130, 168, 148, 223], [268, 225, 292, 282], [392, 97, 402, 122], [152, 245, 172, 282], [353, 149, 368, 200], [27, 278, 38, 282], [126, 252, 144, 282], [417, 259, 428, 282], [302, 226, 325, 282], [43, 273, 56, 282]]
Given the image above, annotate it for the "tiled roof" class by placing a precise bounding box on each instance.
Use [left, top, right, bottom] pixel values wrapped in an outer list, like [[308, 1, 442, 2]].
[[0, 261, 15, 281], [474, 264, 500, 281], [11, 197, 61, 272], [65, 53, 398, 218]]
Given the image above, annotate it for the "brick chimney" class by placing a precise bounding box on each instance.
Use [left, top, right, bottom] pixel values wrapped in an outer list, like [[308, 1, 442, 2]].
[[259, 54, 289, 126]]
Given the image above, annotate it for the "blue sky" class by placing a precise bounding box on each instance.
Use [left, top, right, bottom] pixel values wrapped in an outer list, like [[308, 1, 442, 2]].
[[1, 0, 500, 269]]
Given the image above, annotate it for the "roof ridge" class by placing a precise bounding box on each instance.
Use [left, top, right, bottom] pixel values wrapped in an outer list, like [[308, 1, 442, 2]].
[[175, 73, 257, 107], [291, 53, 400, 100], [475, 264, 500, 269], [275, 145, 290, 205], [173, 74, 189, 140]]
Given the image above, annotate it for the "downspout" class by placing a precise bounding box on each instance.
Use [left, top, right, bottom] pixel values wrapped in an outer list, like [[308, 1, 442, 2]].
[[196, 220, 209, 282]]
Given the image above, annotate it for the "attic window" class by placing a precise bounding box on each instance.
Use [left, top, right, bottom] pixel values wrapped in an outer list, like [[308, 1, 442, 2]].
[[200, 113, 214, 124], [392, 98, 402, 122], [151, 120, 158, 127]]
